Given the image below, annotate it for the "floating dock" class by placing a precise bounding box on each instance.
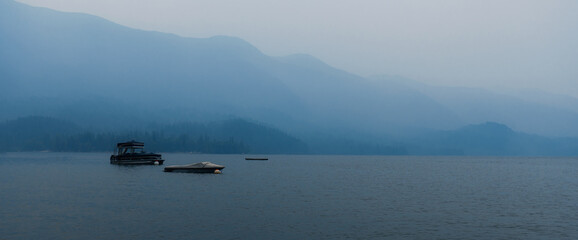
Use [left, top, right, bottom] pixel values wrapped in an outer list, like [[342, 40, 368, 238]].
[[245, 157, 268, 161]]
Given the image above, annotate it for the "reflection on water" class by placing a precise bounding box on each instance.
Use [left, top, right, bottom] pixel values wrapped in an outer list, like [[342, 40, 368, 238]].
[[1, 153, 577, 239]]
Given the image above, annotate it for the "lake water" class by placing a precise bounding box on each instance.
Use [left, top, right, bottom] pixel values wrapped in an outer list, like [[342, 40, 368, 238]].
[[1, 153, 577, 239]]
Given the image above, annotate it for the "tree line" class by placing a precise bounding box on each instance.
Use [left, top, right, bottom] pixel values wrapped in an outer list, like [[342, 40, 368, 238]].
[[0, 116, 298, 153]]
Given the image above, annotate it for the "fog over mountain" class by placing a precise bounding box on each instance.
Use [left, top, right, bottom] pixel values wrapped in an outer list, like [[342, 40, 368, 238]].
[[15, 0, 578, 98], [2, 0, 578, 155], [370, 75, 578, 137]]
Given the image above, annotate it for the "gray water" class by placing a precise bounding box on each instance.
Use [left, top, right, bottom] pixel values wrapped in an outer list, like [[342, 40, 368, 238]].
[[1, 153, 577, 240]]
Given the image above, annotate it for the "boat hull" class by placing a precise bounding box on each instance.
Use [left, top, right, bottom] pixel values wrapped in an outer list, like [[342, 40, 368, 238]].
[[164, 162, 225, 173], [163, 167, 224, 173], [110, 159, 165, 165], [110, 154, 164, 165]]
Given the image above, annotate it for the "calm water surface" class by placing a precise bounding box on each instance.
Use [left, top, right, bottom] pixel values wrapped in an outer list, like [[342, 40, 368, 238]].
[[1, 153, 577, 239]]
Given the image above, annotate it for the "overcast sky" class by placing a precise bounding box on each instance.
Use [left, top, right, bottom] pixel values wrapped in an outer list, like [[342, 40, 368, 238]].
[[16, 0, 578, 96]]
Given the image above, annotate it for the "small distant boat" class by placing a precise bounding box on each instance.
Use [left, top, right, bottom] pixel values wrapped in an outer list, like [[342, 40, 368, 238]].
[[245, 157, 268, 161], [164, 162, 225, 173], [110, 140, 164, 165]]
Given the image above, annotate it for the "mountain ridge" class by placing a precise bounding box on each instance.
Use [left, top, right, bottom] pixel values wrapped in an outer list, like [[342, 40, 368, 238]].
[[3, 0, 578, 155]]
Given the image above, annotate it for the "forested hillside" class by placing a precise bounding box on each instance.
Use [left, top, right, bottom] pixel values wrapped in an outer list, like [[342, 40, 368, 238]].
[[0, 116, 307, 154]]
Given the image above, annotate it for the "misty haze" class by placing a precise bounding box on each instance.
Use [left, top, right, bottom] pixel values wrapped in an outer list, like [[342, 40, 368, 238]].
[[2, 0, 578, 155], [2, 0, 578, 239]]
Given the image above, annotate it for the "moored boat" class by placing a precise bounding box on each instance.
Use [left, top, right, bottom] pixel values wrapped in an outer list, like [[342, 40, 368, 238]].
[[164, 162, 225, 173], [110, 140, 164, 165]]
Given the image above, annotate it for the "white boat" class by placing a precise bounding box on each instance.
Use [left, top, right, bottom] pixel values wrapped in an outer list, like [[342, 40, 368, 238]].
[[164, 162, 225, 173]]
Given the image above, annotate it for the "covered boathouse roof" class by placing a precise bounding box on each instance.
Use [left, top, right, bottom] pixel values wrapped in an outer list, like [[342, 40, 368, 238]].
[[116, 140, 145, 148]]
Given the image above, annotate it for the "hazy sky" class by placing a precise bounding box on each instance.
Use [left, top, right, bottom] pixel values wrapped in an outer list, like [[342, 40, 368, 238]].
[[16, 0, 578, 96]]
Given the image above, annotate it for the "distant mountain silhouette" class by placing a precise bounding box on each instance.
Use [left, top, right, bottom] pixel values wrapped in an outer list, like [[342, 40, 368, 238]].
[[3, 0, 578, 155], [370, 75, 578, 137], [407, 122, 578, 156], [0, 0, 456, 134]]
